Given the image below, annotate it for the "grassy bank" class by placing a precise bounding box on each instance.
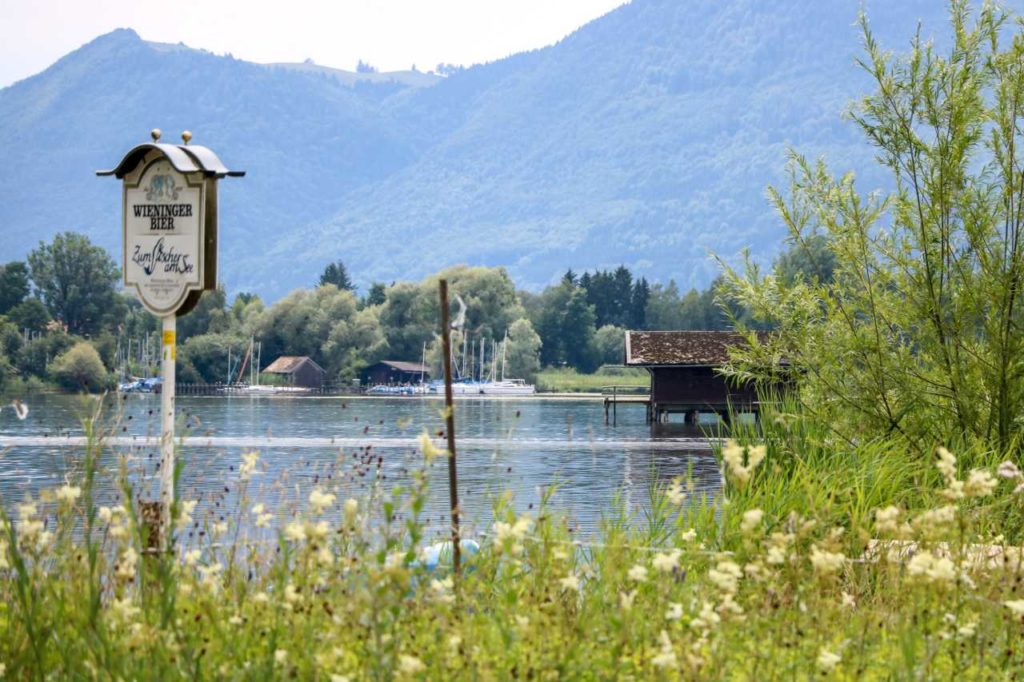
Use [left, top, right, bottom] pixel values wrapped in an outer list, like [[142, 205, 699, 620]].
[[1, 403, 1023, 679], [536, 366, 649, 393]]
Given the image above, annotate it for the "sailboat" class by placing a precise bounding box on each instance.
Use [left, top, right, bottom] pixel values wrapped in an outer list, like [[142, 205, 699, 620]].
[[478, 333, 535, 395]]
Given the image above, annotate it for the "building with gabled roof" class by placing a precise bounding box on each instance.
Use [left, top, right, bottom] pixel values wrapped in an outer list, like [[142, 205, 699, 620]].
[[625, 330, 777, 424], [262, 356, 326, 389]]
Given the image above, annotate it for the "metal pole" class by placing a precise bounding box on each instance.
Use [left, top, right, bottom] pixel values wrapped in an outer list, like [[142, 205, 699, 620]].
[[160, 315, 176, 547], [439, 279, 461, 575]]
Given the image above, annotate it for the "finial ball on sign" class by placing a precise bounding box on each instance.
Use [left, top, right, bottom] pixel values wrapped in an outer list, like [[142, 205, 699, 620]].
[[181, 130, 192, 145], [150, 128, 162, 142]]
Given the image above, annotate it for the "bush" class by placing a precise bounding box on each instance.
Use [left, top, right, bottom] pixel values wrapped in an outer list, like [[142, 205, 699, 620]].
[[50, 341, 111, 392]]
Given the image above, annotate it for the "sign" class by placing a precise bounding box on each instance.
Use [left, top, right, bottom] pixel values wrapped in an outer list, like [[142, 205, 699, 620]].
[[122, 154, 206, 316]]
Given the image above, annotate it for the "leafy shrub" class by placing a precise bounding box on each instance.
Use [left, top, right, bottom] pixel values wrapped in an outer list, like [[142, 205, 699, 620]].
[[49, 341, 111, 392]]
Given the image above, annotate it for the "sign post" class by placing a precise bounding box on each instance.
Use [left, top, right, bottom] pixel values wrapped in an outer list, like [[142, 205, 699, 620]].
[[99, 129, 243, 546]]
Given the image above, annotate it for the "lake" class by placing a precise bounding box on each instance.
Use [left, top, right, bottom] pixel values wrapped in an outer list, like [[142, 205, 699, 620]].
[[0, 393, 721, 541]]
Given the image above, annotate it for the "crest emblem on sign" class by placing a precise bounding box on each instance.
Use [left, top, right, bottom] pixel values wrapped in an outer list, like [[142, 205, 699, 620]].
[[146, 174, 181, 201]]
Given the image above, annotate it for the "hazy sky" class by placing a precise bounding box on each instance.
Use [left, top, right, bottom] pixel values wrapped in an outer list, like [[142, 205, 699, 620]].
[[0, 0, 626, 88]]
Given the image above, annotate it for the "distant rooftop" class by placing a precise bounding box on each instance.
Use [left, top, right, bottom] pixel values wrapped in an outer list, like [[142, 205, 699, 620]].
[[263, 356, 325, 374], [624, 331, 759, 367], [376, 360, 430, 374]]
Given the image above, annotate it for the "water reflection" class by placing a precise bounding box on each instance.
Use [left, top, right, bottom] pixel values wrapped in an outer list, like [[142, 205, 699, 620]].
[[0, 394, 721, 538]]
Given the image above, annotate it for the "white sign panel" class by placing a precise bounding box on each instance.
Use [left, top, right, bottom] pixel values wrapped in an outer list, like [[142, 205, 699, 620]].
[[123, 157, 205, 316]]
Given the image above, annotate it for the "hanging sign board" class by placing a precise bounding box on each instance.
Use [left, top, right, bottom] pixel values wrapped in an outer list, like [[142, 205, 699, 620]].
[[98, 131, 243, 318], [123, 154, 206, 316]]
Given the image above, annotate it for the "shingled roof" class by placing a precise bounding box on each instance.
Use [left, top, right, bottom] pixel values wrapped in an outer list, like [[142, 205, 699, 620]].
[[624, 331, 757, 366], [263, 356, 325, 375], [378, 360, 430, 374]]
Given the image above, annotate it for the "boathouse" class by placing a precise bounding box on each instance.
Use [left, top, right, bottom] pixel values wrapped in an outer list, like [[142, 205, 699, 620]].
[[624, 331, 771, 424], [263, 356, 326, 389], [362, 360, 431, 386]]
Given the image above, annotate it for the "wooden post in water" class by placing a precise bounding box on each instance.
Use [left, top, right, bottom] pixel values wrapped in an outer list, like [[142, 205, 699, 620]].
[[439, 279, 461, 575]]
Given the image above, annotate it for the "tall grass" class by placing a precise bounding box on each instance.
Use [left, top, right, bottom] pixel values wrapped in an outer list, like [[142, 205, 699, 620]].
[[536, 367, 649, 393]]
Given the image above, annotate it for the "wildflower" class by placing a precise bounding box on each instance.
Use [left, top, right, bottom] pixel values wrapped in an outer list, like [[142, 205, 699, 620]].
[[309, 489, 336, 515], [874, 506, 902, 534], [721, 439, 766, 486], [212, 521, 228, 535], [1003, 599, 1024, 616], [228, 615, 243, 626], [515, 615, 530, 629], [309, 520, 329, 540], [284, 583, 302, 604], [817, 648, 841, 672], [115, 547, 138, 580], [560, 572, 580, 591], [620, 590, 636, 612], [652, 549, 682, 573], [665, 602, 684, 621], [330, 676, 351, 682], [98, 506, 114, 523], [708, 560, 743, 593], [239, 450, 260, 480], [913, 506, 956, 536], [176, 500, 198, 531], [343, 498, 358, 523], [651, 630, 678, 669], [110, 597, 140, 622], [680, 528, 697, 542], [274, 649, 288, 666], [997, 461, 1022, 480], [256, 512, 273, 528], [55, 484, 81, 504], [628, 564, 648, 582], [740, 509, 763, 533], [184, 549, 201, 566], [809, 546, 845, 575], [957, 620, 977, 638], [18, 502, 37, 521], [690, 600, 721, 632], [418, 431, 446, 463], [666, 477, 686, 505], [841, 592, 856, 609], [398, 654, 425, 675], [964, 469, 997, 498], [907, 550, 956, 585], [284, 521, 306, 542]]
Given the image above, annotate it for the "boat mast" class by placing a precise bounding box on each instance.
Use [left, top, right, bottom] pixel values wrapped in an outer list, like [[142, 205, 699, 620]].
[[501, 331, 508, 381]]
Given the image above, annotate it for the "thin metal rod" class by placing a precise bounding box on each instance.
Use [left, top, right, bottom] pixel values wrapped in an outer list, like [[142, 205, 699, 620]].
[[439, 279, 461, 575], [160, 315, 177, 548]]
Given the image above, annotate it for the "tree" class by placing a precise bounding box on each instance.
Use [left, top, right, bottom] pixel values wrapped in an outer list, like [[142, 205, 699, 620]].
[[594, 325, 626, 365], [177, 287, 229, 342], [318, 261, 355, 291], [721, 3, 1024, 453], [630, 277, 650, 329], [0, 262, 29, 314], [50, 341, 110, 392], [7, 298, 50, 332], [27, 232, 119, 336], [363, 282, 387, 307], [504, 318, 542, 382]]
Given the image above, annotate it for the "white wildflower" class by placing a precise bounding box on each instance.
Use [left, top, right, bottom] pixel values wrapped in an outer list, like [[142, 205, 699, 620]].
[[721, 439, 766, 486], [680, 528, 698, 542], [628, 564, 648, 582], [666, 477, 686, 505], [809, 546, 845, 575], [308, 488, 336, 515], [652, 549, 682, 573], [343, 498, 359, 523], [274, 649, 288, 666], [665, 602, 684, 621], [1004, 599, 1024, 616], [740, 509, 763, 533], [708, 560, 742, 593], [115, 547, 138, 580], [418, 431, 446, 463], [284, 521, 306, 542], [55, 484, 81, 504], [964, 469, 997, 498], [398, 654, 425, 675], [184, 549, 201, 566], [997, 461, 1022, 480], [560, 572, 580, 592], [651, 630, 677, 669], [620, 590, 636, 612], [176, 500, 197, 531], [817, 648, 841, 672], [239, 450, 260, 480]]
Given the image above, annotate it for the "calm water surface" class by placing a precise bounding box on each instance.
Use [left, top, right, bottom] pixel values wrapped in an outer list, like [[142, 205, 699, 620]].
[[0, 394, 720, 540]]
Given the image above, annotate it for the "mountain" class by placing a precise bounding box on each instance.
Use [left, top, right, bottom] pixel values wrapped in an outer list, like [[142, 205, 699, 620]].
[[0, 1, 1001, 300]]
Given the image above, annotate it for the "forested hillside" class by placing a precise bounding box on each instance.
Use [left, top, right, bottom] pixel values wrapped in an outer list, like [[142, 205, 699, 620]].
[[0, 0, 991, 299]]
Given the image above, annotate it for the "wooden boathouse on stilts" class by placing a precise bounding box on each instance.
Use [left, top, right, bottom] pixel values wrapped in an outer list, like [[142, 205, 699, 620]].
[[624, 330, 772, 425]]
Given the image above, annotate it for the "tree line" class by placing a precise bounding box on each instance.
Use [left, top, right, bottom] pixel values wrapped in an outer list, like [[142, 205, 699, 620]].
[[0, 233, 832, 393]]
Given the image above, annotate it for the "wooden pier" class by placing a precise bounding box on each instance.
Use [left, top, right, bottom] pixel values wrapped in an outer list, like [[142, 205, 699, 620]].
[[602, 385, 651, 426]]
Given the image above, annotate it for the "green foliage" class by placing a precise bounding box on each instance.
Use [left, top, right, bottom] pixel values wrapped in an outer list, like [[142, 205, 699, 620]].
[[362, 282, 387, 307], [593, 324, 626, 365], [536, 366, 649, 392], [0, 261, 29, 314], [49, 341, 110, 392], [7, 298, 50, 333], [16, 331, 74, 379], [504, 318, 542, 382], [721, 2, 1024, 454], [176, 287, 230, 343], [179, 333, 244, 384], [533, 281, 598, 370], [318, 261, 355, 291], [26, 232, 120, 336]]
